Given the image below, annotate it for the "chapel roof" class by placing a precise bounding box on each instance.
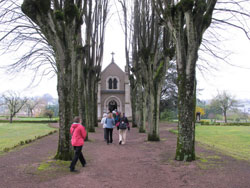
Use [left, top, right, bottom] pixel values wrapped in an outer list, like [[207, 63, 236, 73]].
[[101, 55, 124, 74]]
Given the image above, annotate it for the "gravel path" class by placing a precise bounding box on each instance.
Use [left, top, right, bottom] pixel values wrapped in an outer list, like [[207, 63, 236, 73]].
[[1, 122, 250, 188]]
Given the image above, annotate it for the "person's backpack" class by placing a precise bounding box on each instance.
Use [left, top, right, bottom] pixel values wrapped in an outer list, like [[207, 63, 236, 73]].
[[119, 121, 127, 130]]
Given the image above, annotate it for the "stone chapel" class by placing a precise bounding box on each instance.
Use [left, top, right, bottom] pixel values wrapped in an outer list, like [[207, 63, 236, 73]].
[[97, 56, 132, 119]]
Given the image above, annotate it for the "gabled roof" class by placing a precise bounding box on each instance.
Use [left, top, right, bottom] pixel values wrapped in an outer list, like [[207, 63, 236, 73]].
[[102, 60, 124, 74]]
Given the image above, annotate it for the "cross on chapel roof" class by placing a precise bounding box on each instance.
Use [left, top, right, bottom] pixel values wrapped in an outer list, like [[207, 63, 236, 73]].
[[111, 52, 115, 63]]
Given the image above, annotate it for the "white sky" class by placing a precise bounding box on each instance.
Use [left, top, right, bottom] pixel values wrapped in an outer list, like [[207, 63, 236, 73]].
[[0, 1, 250, 101]]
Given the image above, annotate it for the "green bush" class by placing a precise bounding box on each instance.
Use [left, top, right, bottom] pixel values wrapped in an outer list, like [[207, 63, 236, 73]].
[[200, 120, 211, 125], [160, 110, 177, 121]]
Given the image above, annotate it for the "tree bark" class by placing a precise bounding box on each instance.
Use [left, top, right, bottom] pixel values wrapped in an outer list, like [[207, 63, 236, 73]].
[[224, 111, 227, 123], [56, 63, 74, 160], [81, 68, 97, 132], [130, 77, 138, 127], [10, 116, 13, 124], [138, 84, 147, 133], [175, 66, 196, 161], [147, 62, 167, 140]]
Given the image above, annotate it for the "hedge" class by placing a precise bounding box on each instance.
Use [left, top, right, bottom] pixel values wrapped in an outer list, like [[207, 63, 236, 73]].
[[199, 121, 250, 126], [0, 120, 58, 123]]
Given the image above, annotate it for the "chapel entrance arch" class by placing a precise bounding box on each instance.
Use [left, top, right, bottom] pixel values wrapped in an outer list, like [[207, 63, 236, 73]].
[[108, 100, 117, 112], [104, 96, 122, 113]]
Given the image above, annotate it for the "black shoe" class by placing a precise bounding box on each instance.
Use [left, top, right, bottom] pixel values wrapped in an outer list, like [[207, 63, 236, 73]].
[[119, 141, 122, 145], [70, 169, 78, 172], [82, 163, 86, 167]]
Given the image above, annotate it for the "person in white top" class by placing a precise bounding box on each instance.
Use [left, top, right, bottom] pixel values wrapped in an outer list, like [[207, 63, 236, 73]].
[[101, 113, 107, 141]]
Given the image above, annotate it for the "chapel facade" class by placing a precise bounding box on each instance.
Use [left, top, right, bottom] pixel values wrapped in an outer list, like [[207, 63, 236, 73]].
[[97, 57, 132, 119]]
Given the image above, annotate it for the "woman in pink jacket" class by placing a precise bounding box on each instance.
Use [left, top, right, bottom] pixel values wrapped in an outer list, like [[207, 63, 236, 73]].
[[69, 116, 87, 172]]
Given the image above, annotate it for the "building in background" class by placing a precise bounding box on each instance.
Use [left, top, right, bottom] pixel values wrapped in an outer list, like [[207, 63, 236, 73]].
[[97, 56, 131, 119], [235, 100, 250, 114]]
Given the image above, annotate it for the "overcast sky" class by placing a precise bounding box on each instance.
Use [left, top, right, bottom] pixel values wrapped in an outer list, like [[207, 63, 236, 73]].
[[0, 1, 250, 101]]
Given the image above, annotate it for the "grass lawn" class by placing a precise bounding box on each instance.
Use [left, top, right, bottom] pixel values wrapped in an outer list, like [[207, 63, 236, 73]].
[[14, 117, 58, 121], [0, 123, 57, 152], [171, 126, 250, 161]]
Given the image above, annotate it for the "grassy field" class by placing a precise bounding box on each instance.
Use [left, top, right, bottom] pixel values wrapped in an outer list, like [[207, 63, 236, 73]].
[[171, 126, 250, 161], [0, 116, 59, 121], [0, 123, 57, 152], [16, 117, 59, 121]]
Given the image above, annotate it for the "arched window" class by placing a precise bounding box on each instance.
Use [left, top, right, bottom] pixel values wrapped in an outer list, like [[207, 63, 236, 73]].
[[108, 78, 112, 89], [113, 78, 117, 89]]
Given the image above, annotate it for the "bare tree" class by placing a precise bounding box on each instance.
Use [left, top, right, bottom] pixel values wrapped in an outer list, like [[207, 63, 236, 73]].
[[0, 0, 109, 160], [2, 91, 27, 123], [153, 0, 250, 161], [211, 91, 237, 123], [16, 0, 87, 160], [120, 0, 173, 140], [118, 0, 150, 133], [153, 0, 217, 161], [118, 0, 139, 128], [79, 0, 109, 133], [25, 97, 40, 117], [0, 1, 56, 80]]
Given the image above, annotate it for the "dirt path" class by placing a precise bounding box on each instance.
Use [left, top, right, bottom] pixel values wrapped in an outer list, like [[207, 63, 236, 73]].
[[1, 123, 250, 188]]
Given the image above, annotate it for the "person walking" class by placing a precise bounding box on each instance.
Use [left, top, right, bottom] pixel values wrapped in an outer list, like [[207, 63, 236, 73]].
[[118, 113, 130, 145], [69, 116, 87, 172], [101, 113, 107, 141], [115, 111, 121, 128], [105, 112, 115, 144]]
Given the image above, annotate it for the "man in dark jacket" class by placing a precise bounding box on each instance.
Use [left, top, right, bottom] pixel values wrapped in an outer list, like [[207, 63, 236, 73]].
[[118, 113, 130, 145]]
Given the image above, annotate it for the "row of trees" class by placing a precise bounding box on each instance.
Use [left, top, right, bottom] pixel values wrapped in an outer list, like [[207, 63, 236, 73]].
[[119, 0, 216, 161], [118, 0, 250, 161], [0, 91, 58, 123], [0, 0, 109, 160], [0, 0, 249, 161]]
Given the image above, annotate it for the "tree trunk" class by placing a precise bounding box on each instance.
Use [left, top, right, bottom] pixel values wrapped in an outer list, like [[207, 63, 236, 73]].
[[9, 115, 13, 123], [55, 60, 74, 160], [94, 83, 98, 127], [175, 65, 196, 161], [81, 69, 96, 133], [130, 84, 138, 127], [147, 59, 168, 141], [224, 111, 227, 123], [147, 85, 161, 141], [138, 85, 147, 133], [129, 76, 137, 127]]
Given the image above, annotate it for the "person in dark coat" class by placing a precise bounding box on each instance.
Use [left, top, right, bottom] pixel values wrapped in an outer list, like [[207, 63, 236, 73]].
[[117, 113, 130, 145]]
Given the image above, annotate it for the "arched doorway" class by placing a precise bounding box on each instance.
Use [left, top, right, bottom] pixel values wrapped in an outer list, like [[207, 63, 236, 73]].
[[103, 96, 122, 114], [108, 100, 117, 112]]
